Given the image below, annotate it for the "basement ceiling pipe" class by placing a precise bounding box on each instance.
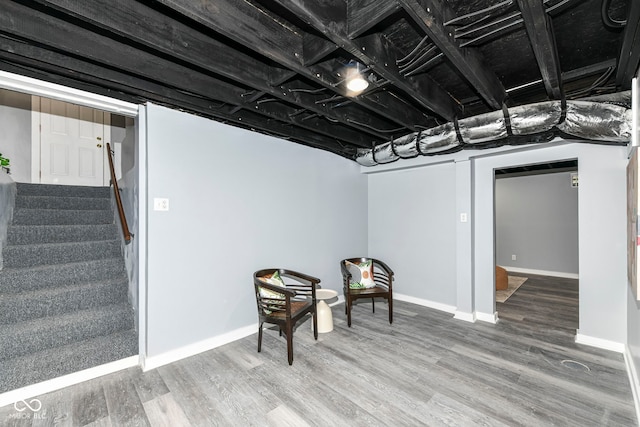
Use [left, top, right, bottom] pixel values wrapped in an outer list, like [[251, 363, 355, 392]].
[[355, 96, 632, 166]]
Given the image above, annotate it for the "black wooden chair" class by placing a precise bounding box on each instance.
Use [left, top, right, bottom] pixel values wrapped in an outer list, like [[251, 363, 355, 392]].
[[253, 268, 319, 365], [340, 258, 394, 327]]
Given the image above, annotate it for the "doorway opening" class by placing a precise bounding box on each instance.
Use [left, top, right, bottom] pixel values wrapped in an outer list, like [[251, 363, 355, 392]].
[[494, 159, 579, 334]]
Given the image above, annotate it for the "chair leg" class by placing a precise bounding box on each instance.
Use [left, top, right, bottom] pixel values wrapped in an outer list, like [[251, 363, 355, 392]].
[[312, 309, 318, 340], [257, 322, 263, 353], [388, 297, 393, 324], [286, 322, 294, 365], [372, 298, 375, 313], [347, 297, 352, 327]]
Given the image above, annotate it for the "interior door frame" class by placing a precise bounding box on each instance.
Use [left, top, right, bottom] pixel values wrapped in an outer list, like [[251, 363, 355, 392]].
[[31, 95, 112, 185]]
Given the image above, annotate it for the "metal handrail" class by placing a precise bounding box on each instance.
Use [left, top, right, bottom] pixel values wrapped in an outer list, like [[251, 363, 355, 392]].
[[106, 142, 132, 243]]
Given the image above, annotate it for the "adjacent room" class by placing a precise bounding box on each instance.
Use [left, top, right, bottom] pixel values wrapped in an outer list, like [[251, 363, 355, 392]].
[[0, 0, 639, 425]]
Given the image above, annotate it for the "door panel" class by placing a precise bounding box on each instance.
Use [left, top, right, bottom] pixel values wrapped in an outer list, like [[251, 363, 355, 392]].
[[39, 98, 105, 186]]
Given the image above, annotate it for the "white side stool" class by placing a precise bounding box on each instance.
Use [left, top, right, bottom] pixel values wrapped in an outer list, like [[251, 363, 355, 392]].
[[313, 289, 338, 333]]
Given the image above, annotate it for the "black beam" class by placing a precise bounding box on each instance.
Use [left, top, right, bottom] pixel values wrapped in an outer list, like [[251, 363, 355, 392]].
[[155, 0, 432, 129], [616, 0, 640, 88], [516, 0, 563, 99], [348, 0, 402, 39], [0, 34, 367, 152], [397, 0, 507, 110], [268, 0, 460, 120], [27, 0, 382, 144]]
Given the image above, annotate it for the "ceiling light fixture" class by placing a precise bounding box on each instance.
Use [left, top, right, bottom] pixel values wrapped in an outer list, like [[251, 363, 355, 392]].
[[345, 64, 369, 94]]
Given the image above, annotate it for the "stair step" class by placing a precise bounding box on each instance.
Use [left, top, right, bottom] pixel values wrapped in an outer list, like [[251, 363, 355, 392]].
[[0, 278, 129, 324], [0, 329, 137, 393], [11, 208, 114, 225], [0, 303, 135, 362], [15, 194, 112, 211], [7, 224, 118, 245], [3, 240, 121, 268], [0, 258, 126, 292], [16, 183, 111, 198]]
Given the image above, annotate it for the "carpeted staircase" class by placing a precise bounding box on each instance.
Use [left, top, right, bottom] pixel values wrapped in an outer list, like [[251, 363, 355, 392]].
[[0, 183, 137, 393]]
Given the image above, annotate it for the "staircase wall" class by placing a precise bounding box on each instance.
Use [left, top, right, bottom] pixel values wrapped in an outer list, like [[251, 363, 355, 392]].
[[0, 172, 16, 269]]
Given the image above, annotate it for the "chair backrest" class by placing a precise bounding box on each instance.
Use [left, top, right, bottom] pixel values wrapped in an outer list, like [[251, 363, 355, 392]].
[[254, 269, 290, 316], [341, 258, 394, 289]]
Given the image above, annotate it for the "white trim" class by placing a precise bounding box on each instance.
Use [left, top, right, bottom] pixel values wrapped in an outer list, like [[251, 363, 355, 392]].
[[0, 355, 138, 408], [624, 345, 640, 424], [0, 70, 139, 116], [476, 311, 499, 324], [30, 96, 40, 184], [138, 105, 148, 366], [575, 332, 624, 353], [453, 311, 476, 322], [502, 266, 579, 279], [393, 293, 457, 314], [142, 324, 257, 371], [103, 112, 112, 185]]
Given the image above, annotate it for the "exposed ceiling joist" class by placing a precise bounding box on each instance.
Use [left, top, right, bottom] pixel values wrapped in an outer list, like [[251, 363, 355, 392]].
[[155, 0, 432, 130], [0, 0, 627, 161], [397, 0, 507, 110], [268, 0, 460, 120], [348, 0, 402, 39], [516, 0, 563, 99], [616, 0, 640, 88]]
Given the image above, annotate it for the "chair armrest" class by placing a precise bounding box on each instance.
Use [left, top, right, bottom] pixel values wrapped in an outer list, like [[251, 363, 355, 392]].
[[280, 269, 320, 286]]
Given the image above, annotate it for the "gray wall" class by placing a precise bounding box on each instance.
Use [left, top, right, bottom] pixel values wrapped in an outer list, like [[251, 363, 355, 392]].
[[113, 116, 138, 327], [0, 172, 16, 269], [0, 89, 31, 183], [474, 143, 627, 343], [365, 142, 628, 344], [368, 162, 457, 306], [495, 171, 578, 275], [144, 104, 368, 357]]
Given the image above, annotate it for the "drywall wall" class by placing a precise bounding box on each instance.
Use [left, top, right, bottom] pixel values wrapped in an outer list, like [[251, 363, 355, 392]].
[[474, 143, 627, 344], [113, 116, 138, 328], [495, 171, 578, 275], [368, 162, 457, 306], [0, 172, 16, 269], [0, 89, 31, 183], [363, 141, 627, 344], [144, 103, 367, 357]]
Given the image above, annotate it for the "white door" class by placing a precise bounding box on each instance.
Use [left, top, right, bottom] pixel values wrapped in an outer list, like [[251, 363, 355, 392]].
[[38, 98, 106, 186]]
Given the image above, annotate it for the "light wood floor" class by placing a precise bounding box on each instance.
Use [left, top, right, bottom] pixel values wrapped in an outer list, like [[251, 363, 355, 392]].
[[1, 275, 637, 426]]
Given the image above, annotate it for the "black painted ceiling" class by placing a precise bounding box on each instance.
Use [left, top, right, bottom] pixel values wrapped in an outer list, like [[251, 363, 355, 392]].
[[0, 0, 636, 160]]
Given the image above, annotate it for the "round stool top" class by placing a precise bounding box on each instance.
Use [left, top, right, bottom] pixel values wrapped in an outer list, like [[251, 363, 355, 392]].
[[316, 289, 338, 300]]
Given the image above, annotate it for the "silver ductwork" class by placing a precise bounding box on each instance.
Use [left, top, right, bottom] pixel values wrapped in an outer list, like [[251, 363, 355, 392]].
[[356, 97, 633, 166]]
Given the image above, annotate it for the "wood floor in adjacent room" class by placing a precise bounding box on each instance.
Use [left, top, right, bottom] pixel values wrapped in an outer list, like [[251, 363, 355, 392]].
[[1, 274, 637, 426]]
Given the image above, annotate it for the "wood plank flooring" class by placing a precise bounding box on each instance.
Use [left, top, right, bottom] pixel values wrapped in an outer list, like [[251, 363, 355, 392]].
[[1, 274, 637, 426]]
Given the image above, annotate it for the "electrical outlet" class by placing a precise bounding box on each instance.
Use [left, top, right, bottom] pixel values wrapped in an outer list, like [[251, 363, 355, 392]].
[[511, 254, 517, 261], [153, 198, 169, 211], [460, 213, 468, 223]]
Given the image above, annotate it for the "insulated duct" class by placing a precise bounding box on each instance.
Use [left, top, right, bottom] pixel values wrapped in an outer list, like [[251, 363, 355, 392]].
[[355, 97, 632, 166]]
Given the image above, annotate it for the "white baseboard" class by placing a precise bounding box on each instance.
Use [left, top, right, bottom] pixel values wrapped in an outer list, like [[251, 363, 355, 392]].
[[502, 266, 578, 279], [476, 311, 499, 324], [143, 324, 257, 371], [453, 311, 476, 322], [0, 355, 139, 408], [393, 293, 457, 314], [575, 332, 624, 353], [624, 345, 640, 425]]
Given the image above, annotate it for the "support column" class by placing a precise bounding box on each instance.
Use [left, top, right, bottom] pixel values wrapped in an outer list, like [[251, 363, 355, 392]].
[[454, 159, 475, 322]]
